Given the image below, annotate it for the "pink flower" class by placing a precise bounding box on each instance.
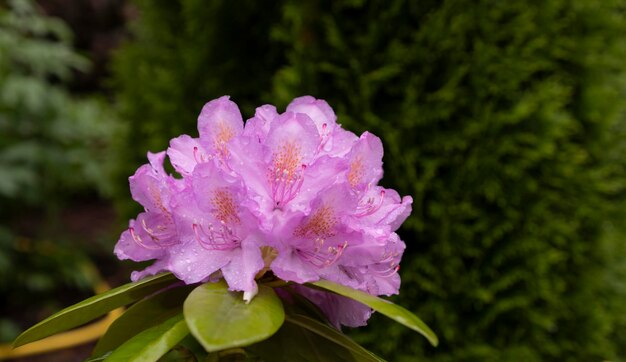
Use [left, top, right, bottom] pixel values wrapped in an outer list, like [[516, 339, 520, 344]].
[[115, 95, 412, 325]]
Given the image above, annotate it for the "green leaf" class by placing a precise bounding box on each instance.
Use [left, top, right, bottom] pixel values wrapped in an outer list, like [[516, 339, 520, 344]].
[[104, 314, 189, 362], [183, 281, 284, 352], [13, 273, 177, 347], [285, 314, 385, 362], [281, 287, 332, 325], [279, 289, 383, 359], [92, 285, 195, 357], [247, 316, 358, 362], [309, 280, 438, 347]]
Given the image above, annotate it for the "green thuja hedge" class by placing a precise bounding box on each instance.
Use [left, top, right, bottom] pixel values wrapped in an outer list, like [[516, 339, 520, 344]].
[[273, 1, 626, 360], [112, 0, 626, 360]]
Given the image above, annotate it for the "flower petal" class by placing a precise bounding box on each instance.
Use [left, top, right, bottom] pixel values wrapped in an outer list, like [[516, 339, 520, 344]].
[[243, 104, 277, 143], [130, 258, 170, 282], [129, 153, 171, 213], [168, 188, 231, 283], [324, 126, 358, 157], [191, 161, 243, 215], [266, 112, 320, 166], [114, 219, 166, 262], [271, 247, 320, 284], [168, 240, 229, 284], [147, 151, 167, 176], [355, 186, 413, 232], [346, 132, 384, 190], [197, 96, 243, 155], [227, 136, 274, 219], [286, 96, 337, 135], [221, 238, 264, 293], [289, 156, 348, 214], [168, 135, 209, 176], [293, 285, 373, 329]]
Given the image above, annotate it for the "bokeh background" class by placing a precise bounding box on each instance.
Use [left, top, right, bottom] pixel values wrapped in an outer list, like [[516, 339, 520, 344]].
[[2, 0, 626, 360]]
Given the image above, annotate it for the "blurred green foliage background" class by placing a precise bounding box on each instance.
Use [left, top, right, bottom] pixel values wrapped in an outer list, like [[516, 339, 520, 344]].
[[2, 0, 626, 360], [0, 0, 118, 343]]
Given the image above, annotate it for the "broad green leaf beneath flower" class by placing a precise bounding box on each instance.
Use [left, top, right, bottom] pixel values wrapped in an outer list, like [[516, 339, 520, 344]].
[[183, 281, 284, 352], [103, 314, 189, 362], [13, 272, 177, 348], [92, 284, 195, 357], [309, 280, 438, 346]]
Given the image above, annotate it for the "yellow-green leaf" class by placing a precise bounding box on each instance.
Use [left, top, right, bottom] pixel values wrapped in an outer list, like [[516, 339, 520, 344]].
[[93, 285, 195, 357], [13, 273, 177, 348], [104, 314, 189, 362]]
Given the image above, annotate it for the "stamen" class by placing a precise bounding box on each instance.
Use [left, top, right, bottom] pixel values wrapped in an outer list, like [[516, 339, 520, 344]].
[[268, 142, 305, 208], [293, 203, 344, 267], [193, 223, 240, 251], [378, 250, 396, 264], [131, 183, 179, 249], [356, 189, 385, 217], [318, 123, 330, 151], [129, 227, 163, 250], [296, 240, 347, 268], [193, 146, 210, 164], [369, 262, 400, 278], [368, 243, 401, 278], [140, 218, 179, 247]]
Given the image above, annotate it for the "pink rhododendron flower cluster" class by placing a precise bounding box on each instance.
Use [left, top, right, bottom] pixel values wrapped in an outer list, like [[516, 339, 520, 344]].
[[115, 96, 412, 328]]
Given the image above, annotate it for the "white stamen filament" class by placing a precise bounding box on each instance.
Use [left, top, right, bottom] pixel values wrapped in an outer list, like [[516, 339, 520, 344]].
[[129, 227, 163, 250], [193, 146, 210, 164], [356, 189, 385, 217], [140, 218, 179, 247], [317, 123, 330, 152], [297, 240, 347, 267], [270, 164, 306, 208], [193, 223, 240, 251]]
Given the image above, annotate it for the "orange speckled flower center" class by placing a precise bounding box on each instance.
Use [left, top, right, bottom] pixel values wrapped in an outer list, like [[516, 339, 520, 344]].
[[214, 121, 235, 157], [269, 142, 305, 207], [347, 156, 364, 188], [211, 188, 240, 224], [272, 142, 301, 182], [294, 205, 337, 239]]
